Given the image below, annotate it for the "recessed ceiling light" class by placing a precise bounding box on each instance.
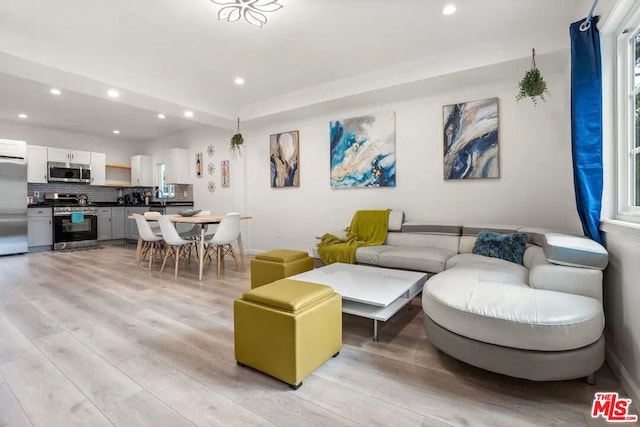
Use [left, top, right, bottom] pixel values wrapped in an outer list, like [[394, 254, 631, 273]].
[[158, 113, 166, 119], [184, 110, 194, 118], [112, 130, 120, 134], [50, 88, 61, 96], [18, 113, 28, 119], [234, 77, 245, 85], [107, 89, 120, 98], [442, 4, 456, 15]]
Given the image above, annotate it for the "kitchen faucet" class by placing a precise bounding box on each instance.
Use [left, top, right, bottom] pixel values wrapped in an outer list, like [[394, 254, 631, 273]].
[[154, 188, 166, 205]]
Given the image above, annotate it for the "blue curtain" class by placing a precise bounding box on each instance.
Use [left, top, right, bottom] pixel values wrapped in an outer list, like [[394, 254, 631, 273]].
[[570, 16, 603, 244]]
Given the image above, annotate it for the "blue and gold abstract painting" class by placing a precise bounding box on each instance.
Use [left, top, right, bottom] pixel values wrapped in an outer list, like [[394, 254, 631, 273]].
[[329, 112, 396, 188], [443, 98, 499, 180]]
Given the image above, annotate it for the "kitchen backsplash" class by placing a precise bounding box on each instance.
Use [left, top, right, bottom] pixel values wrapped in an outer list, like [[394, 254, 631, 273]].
[[28, 183, 193, 203]]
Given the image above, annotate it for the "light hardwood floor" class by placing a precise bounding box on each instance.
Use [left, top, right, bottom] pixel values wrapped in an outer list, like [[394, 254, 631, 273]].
[[0, 246, 634, 426]]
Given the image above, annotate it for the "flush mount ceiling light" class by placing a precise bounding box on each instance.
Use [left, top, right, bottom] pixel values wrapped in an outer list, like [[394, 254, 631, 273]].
[[50, 88, 62, 96], [184, 110, 194, 118], [107, 89, 120, 98], [442, 3, 457, 15], [18, 113, 28, 119], [234, 77, 245, 85], [158, 113, 166, 119], [211, 0, 283, 28], [112, 130, 120, 134]]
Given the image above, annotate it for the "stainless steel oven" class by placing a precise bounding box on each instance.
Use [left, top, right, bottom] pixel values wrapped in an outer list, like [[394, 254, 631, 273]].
[[53, 206, 98, 250], [48, 162, 91, 183]]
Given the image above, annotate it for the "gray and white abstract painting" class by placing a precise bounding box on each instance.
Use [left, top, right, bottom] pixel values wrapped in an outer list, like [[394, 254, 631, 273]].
[[443, 98, 499, 179]]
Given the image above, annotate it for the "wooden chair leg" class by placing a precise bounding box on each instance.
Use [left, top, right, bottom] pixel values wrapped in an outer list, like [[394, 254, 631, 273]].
[[229, 245, 241, 270], [216, 245, 222, 278], [134, 237, 143, 265], [160, 245, 172, 274], [148, 242, 154, 271], [221, 245, 228, 274], [175, 246, 181, 279], [136, 241, 143, 267]]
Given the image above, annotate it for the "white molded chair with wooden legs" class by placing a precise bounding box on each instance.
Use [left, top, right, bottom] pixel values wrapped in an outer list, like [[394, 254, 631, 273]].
[[132, 214, 165, 270], [203, 212, 241, 278], [143, 211, 163, 236], [179, 210, 212, 240], [157, 215, 197, 279]]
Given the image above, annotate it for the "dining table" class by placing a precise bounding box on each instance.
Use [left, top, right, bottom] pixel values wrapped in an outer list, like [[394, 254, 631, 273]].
[[131, 213, 252, 281], [167, 214, 251, 281]]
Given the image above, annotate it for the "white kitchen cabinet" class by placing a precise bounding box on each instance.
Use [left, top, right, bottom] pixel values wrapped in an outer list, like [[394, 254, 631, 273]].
[[27, 145, 48, 183], [131, 155, 153, 187], [111, 207, 125, 239], [27, 208, 52, 248], [47, 147, 90, 164], [70, 149, 90, 164], [97, 207, 112, 240], [47, 147, 70, 163], [91, 152, 106, 186], [165, 148, 190, 184]]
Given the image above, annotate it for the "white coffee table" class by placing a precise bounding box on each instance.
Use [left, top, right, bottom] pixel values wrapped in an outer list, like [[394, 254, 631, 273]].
[[289, 263, 428, 341]]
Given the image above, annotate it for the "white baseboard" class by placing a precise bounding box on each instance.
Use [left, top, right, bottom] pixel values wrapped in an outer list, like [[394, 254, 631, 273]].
[[606, 347, 640, 412]]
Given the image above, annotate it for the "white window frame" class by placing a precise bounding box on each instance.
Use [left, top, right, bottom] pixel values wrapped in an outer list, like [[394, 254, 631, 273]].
[[616, 4, 640, 223]]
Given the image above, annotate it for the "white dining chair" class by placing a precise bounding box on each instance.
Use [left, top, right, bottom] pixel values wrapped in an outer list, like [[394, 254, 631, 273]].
[[143, 211, 163, 236], [132, 214, 165, 271], [157, 215, 197, 279], [179, 210, 212, 240], [203, 212, 241, 277]]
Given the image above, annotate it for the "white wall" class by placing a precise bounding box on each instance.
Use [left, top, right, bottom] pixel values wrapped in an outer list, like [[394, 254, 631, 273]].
[[601, 226, 640, 410], [143, 126, 249, 238], [240, 53, 582, 254], [0, 121, 141, 164]]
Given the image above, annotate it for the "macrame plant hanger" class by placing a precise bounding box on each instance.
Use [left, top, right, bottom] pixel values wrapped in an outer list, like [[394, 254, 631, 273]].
[[230, 117, 244, 157]]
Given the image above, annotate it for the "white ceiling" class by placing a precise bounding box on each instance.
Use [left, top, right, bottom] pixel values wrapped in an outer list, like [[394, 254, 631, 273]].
[[0, 0, 617, 138], [0, 72, 201, 140]]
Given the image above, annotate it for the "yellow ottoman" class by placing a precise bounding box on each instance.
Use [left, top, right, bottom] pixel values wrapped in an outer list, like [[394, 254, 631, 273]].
[[234, 278, 342, 389], [250, 249, 314, 289]]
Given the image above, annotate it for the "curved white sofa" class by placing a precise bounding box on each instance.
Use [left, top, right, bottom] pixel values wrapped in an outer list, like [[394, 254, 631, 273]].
[[315, 214, 609, 382]]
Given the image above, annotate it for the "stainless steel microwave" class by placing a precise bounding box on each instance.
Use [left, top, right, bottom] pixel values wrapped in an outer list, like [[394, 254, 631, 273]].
[[48, 162, 91, 183]]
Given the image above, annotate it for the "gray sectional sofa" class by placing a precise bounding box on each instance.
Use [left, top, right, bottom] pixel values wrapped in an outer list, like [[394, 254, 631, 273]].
[[315, 211, 609, 382]]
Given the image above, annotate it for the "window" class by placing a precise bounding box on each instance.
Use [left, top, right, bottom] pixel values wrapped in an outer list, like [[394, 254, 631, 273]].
[[616, 6, 640, 221], [631, 32, 640, 206], [157, 164, 175, 199]]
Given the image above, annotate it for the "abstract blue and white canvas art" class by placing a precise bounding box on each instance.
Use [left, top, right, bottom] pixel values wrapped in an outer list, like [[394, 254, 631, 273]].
[[329, 112, 396, 188], [443, 98, 499, 179]]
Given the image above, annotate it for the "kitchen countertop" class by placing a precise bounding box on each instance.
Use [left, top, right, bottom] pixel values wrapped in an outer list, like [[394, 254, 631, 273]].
[[28, 201, 194, 208]]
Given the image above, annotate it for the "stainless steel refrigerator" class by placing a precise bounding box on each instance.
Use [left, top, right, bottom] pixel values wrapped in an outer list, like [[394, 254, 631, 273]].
[[0, 139, 28, 256]]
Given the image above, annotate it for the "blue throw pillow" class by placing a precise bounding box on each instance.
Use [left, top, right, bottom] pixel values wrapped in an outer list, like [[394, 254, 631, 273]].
[[472, 231, 528, 265]]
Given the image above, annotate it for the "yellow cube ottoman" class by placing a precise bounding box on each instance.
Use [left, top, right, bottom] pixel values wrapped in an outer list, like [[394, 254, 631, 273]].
[[234, 278, 342, 389], [250, 249, 314, 289]]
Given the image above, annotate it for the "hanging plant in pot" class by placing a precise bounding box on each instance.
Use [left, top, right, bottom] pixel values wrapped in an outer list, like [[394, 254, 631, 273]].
[[230, 118, 244, 155], [516, 48, 550, 106]]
